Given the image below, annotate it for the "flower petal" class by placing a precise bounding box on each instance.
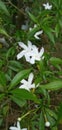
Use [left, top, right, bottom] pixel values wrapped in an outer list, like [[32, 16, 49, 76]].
[[28, 41, 33, 50], [39, 47, 44, 57], [17, 51, 25, 60], [18, 42, 27, 50], [9, 126, 18, 130], [34, 30, 43, 40], [29, 57, 35, 64], [21, 79, 27, 84], [17, 121, 21, 129], [28, 73, 34, 84]]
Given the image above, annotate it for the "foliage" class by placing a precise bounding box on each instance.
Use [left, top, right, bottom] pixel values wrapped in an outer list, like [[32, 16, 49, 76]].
[[0, 0, 62, 130]]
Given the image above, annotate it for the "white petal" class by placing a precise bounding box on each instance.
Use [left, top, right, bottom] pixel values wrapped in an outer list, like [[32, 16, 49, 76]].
[[25, 55, 31, 62], [21, 79, 27, 84], [39, 47, 44, 57], [17, 51, 25, 60], [28, 73, 34, 84], [19, 85, 30, 91], [30, 83, 35, 89], [9, 126, 18, 130], [17, 121, 21, 129], [43, 3, 46, 7], [27, 41, 32, 50], [29, 57, 35, 64], [18, 42, 27, 50], [34, 30, 43, 40]]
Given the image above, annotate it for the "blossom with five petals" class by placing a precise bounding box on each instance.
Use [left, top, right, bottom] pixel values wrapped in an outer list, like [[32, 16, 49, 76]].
[[17, 41, 44, 64], [19, 73, 35, 91], [9, 121, 27, 130], [43, 2, 52, 10], [17, 41, 34, 62]]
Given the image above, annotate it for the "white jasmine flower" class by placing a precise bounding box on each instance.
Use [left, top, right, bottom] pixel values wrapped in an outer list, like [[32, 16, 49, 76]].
[[29, 46, 44, 64], [45, 121, 50, 127], [43, 2, 52, 10], [34, 30, 43, 40], [19, 73, 35, 91], [9, 121, 27, 130], [17, 41, 44, 64], [17, 41, 33, 62]]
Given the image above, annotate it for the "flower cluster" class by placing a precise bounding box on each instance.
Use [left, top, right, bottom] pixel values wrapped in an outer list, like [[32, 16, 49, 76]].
[[17, 41, 44, 64], [11, 1, 52, 130]]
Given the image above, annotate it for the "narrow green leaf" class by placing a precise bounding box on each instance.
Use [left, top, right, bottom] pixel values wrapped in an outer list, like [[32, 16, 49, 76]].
[[0, 94, 4, 100], [50, 57, 62, 65], [10, 88, 39, 103], [51, 126, 58, 130], [0, 71, 6, 87], [39, 111, 45, 130], [6, 47, 16, 59], [28, 12, 38, 23], [55, 24, 60, 38], [10, 95, 26, 107], [0, 0, 10, 16], [42, 26, 55, 44], [45, 108, 57, 120], [0, 28, 10, 37], [40, 80, 62, 90]]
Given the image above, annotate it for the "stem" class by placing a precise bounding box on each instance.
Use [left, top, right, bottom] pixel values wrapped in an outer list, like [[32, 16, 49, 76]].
[[7, 0, 26, 16], [18, 107, 40, 121]]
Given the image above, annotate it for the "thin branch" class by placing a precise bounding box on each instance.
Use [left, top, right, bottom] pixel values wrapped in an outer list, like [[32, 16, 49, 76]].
[[7, 0, 26, 16]]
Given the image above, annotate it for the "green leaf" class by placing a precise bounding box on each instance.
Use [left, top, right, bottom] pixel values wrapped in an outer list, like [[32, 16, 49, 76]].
[[51, 126, 58, 130], [55, 24, 60, 38], [3, 106, 9, 116], [10, 95, 26, 107], [28, 12, 38, 23], [0, 28, 10, 37], [45, 108, 57, 120], [10, 88, 39, 103], [6, 47, 16, 59], [46, 112, 56, 127], [9, 69, 31, 90], [0, 94, 4, 100], [0, 71, 6, 87], [0, 0, 10, 16], [50, 57, 62, 66], [42, 26, 55, 44], [58, 102, 62, 124], [39, 111, 45, 130], [0, 118, 3, 126], [8, 60, 23, 72], [40, 80, 62, 90]]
